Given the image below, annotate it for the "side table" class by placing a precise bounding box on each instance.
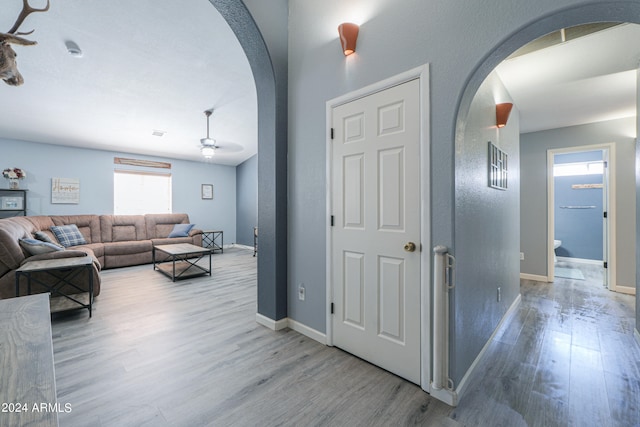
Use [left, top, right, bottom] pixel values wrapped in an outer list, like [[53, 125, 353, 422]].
[[0, 294, 58, 427], [202, 230, 223, 253], [15, 256, 94, 317]]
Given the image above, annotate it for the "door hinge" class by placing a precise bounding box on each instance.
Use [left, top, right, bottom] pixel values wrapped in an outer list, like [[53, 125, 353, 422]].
[[604, 261, 608, 269], [330, 215, 334, 226], [330, 128, 335, 140], [330, 303, 334, 314], [603, 211, 607, 218]]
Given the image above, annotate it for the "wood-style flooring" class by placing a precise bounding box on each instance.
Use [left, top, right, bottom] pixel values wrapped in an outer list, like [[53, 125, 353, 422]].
[[51, 249, 639, 426]]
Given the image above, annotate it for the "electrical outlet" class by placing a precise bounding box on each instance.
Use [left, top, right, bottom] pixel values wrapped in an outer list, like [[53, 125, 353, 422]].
[[497, 286, 502, 302], [298, 284, 305, 301], [520, 252, 524, 261]]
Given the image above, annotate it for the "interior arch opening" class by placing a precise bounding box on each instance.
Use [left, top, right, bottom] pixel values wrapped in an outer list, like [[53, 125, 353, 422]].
[[451, 3, 639, 420]]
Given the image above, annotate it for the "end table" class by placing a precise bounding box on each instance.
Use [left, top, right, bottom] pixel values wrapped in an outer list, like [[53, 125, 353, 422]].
[[202, 230, 223, 253]]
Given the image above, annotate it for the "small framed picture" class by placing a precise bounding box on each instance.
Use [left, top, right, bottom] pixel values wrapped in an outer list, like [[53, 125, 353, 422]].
[[1, 196, 22, 210], [488, 141, 508, 190], [201, 184, 214, 200]]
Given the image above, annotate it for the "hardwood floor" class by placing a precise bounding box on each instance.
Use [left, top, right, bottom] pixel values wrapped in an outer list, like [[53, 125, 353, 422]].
[[51, 249, 639, 426], [451, 263, 639, 427]]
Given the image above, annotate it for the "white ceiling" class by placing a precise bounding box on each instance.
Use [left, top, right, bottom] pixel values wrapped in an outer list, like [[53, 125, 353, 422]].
[[0, 0, 257, 166], [2, 4, 638, 163], [496, 23, 640, 134]]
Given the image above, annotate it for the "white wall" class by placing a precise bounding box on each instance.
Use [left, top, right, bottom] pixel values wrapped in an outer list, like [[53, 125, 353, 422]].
[[0, 138, 237, 241]]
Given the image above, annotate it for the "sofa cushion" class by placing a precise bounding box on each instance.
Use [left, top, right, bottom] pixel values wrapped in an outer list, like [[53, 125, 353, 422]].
[[151, 236, 199, 246], [145, 213, 191, 239], [51, 215, 101, 244], [103, 240, 153, 256], [33, 231, 63, 246], [100, 215, 147, 242], [19, 238, 65, 256], [168, 223, 195, 238], [51, 224, 87, 247], [0, 217, 36, 276]]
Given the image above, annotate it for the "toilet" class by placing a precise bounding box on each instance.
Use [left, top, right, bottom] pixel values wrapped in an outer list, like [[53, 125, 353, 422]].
[[553, 239, 562, 263]]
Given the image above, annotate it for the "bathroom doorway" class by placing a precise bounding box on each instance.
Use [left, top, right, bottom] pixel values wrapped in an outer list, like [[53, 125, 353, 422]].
[[547, 144, 614, 290]]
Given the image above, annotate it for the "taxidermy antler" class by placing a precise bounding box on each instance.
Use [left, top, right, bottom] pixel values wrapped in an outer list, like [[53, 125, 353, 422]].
[[0, 0, 50, 86]]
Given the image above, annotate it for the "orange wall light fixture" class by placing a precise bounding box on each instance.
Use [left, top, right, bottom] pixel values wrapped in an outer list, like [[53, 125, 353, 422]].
[[496, 102, 513, 128], [338, 22, 359, 56]]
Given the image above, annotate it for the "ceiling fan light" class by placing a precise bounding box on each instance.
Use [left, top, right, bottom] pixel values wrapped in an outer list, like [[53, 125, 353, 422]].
[[200, 110, 217, 158], [201, 145, 215, 158]]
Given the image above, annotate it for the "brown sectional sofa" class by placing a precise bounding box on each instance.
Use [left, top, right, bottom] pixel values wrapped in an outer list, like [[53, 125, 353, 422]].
[[0, 213, 202, 300]]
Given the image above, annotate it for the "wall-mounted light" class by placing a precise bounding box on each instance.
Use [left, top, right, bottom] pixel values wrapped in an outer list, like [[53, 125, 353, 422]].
[[496, 102, 513, 128], [338, 22, 359, 56]]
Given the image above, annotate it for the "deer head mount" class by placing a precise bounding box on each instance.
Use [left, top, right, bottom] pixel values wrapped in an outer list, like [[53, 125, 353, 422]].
[[0, 0, 50, 86]]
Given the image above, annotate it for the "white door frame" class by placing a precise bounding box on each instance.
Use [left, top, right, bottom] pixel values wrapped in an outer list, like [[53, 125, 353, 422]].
[[325, 64, 431, 391], [547, 143, 616, 290]]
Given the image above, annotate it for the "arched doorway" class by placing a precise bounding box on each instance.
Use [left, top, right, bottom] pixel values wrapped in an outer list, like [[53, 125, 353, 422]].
[[208, 0, 288, 323], [451, 1, 640, 403]]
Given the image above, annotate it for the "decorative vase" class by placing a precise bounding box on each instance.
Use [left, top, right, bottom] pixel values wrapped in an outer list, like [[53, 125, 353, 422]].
[[9, 178, 19, 189]]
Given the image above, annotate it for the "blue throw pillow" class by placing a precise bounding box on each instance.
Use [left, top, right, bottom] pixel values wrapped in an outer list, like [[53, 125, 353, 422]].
[[19, 238, 65, 255], [50, 224, 87, 247], [168, 223, 195, 238], [34, 231, 63, 247]]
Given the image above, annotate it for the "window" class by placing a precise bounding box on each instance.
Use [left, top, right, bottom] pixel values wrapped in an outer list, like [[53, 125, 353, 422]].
[[553, 161, 604, 177], [114, 170, 172, 215]]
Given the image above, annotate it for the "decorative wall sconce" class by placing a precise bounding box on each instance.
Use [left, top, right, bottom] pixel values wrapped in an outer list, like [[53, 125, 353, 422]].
[[496, 102, 513, 128], [338, 22, 359, 56]]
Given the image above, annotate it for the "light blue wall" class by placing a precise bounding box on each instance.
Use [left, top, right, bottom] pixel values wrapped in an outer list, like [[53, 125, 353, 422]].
[[236, 154, 257, 246], [453, 72, 520, 381], [554, 151, 603, 261], [0, 138, 237, 242], [288, 0, 640, 387], [520, 117, 636, 286], [636, 64, 640, 339]]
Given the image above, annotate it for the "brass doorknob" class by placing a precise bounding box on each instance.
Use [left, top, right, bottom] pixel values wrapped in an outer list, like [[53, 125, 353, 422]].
[[404, 242, 416, 252]]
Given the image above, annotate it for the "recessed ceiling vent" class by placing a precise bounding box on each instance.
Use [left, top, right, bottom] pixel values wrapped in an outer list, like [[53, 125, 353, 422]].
[[152, 130, 166, 137], [64, 40, 83, 58]]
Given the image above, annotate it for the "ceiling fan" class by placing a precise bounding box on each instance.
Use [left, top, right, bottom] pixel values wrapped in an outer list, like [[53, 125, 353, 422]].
[[199, 109, 243, 159]]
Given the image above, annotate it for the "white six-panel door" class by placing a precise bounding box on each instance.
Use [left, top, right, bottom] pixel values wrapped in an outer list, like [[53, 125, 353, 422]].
[[331, 79, 421, 384]]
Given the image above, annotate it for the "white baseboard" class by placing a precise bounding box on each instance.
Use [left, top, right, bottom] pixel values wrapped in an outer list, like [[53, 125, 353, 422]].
[[557, 256, 602, 266], [287, 319, 327, 344], [615, 285, 636, 296], [452, 294, 522, 406], [230, 244, 254, 251], [255, 314, 327, 344], [520, 273, 550, 282], [255, 313, 288, 331], [429, 387, 458, 406]]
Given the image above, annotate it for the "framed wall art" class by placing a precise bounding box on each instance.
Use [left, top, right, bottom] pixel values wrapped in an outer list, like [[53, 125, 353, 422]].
[[52, 178, 80, 204], [488, 142, 508, 190], [201, 184, 214, 200]]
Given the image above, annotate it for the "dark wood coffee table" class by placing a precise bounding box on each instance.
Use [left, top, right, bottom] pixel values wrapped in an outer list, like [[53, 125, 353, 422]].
[[152, 243, 213, 281]]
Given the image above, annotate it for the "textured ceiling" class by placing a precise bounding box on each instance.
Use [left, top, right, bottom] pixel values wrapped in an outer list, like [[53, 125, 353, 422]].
[[0, 0, 257, 166], [2, 3, 638, 162]]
